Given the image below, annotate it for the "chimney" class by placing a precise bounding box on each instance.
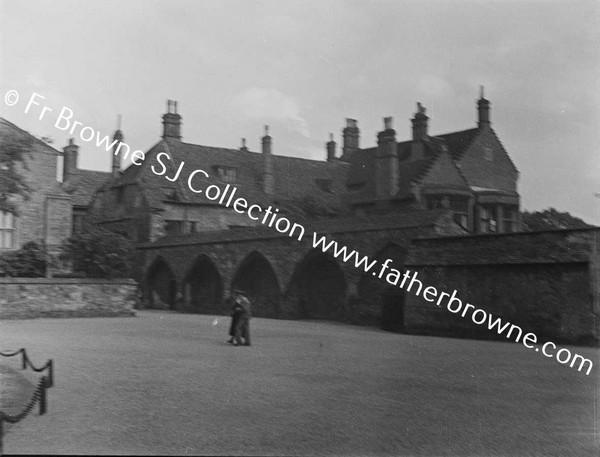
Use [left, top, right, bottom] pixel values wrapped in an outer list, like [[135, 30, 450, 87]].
[[62, 138, 79, 183], [162, 100, 182, 140], [375, 117, 399, 199], [341, 118, 359, 161], [240, 138, 249, 153], [477, 86, 491, 128], [262, 125, 274, 196], [411, 102, 429, 142], [326, 133, 336, 162], [112, 128, 123, 177]]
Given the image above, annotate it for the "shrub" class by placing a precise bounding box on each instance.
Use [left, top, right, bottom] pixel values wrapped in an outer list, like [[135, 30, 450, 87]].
[[0, 241, 47, 277], [60, 227, 135, 278]]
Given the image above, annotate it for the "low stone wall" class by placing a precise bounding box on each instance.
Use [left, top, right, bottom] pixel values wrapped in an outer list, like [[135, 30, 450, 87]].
[[0, 278, 137, 319]]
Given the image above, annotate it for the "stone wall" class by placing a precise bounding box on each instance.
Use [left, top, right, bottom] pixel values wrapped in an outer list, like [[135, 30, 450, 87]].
[[0, 278, 137, 319], [404, 228, 599, 345]]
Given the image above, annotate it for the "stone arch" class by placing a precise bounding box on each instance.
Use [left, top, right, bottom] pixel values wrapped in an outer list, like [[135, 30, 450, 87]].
[[286, 249, 347, 320], [231, 251, 281, 318], [358, 242, 407, 331], [183, 254, 224, 314], [146, 256, 177, 310]]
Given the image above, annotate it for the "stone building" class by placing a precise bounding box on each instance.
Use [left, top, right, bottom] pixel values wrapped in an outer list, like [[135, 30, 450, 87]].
[[343, 88, 521, 233], [87, 100, 349, 242], [0, 117, 71, 255], [0, 117, 109, 256]]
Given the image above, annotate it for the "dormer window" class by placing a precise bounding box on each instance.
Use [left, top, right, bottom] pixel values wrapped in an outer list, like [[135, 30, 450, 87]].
[[484, 147, 494, 161], [214, 166, 237, 184], [162, 187, 178, 201], [315, 179, 333, 193]]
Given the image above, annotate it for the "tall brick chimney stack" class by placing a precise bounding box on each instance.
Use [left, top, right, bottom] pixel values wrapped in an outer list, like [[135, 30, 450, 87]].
[[326, 133, 336, 162], [162, 100, 182, 140], [477, 86, 491, 128], [341, 118, 359, 161], [262, 125, 274, 196], [376, 117, 399, 199], [411, 102, 429, 142], [62, 138, 79, 183], [410, 102, 429, 160]]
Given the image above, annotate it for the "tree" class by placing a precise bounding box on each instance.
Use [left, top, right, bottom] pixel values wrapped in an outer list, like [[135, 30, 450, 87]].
[[0, 133, 32, 212], [60, 227, 135, 278], [522, 208, 594, 231]]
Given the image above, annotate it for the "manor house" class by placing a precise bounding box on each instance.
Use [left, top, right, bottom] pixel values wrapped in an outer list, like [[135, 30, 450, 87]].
[[87, 91, 521, 243]]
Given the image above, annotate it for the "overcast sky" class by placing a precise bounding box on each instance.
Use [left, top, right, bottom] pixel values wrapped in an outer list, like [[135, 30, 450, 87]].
[[1, 0, 599, 224]]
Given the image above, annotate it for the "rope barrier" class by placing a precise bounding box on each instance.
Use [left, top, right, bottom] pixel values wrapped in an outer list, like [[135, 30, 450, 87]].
[[0, 349, 24, 358], [0, 349, 54, 453]]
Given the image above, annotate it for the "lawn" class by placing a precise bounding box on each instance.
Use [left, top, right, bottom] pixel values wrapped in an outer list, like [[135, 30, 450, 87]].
[[0, 311, 598, 456]]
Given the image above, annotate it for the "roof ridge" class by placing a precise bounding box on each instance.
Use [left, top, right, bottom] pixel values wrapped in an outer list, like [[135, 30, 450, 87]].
[[0, 116, 60, 154]]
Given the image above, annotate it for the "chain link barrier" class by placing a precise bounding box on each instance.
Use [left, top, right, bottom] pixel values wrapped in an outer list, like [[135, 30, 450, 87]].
[[0, 349, 54, 454]]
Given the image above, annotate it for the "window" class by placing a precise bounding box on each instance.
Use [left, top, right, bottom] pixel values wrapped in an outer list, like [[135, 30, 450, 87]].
[[72, 214, 84, 235], [315, 179, 333, 193], [479, 206, 498, 233], [503, 207, 518, 233], [479, 207, 490, 233], [165, 220, 184, 236], [0, 210, 15, 249], [214, 166, 237, 184], [484, 147, 494, 161], [427, 196, 449, 210], [115, 186, 125, 204], [454, 213, 469, 229]]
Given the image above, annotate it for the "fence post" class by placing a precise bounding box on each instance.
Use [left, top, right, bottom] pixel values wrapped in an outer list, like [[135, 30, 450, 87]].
[[21, 349, 26, 370], [47, 360, 54, 388], [39, 378, 47, 416]]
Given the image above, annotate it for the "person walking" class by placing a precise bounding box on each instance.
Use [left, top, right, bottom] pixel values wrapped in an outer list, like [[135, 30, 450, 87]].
[[227, 293, 243, 344], [233, 290, 252, 346]]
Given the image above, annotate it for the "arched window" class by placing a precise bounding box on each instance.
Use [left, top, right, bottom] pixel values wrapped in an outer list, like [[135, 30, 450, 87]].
[[0, 210, 15, 249]]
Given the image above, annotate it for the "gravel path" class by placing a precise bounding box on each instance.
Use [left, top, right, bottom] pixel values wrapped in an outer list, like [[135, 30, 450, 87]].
[[0, 311, 597, 456]]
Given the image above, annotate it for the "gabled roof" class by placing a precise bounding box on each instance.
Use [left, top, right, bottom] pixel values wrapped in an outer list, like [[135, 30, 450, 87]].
[[105, 138, 350, 213], [0, 117, 59, 155], [344, 127, 481, 205], [63, 169, 111, 207], [431, 128, 480, 161]]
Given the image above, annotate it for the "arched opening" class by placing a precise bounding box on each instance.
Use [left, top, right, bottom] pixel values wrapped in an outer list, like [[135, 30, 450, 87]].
[[358, 243, 407, 331], [183, 254, 224, 314], [146, 257, 177, 310], [287, 250, 347, 320], [231, 252, 281, 318]]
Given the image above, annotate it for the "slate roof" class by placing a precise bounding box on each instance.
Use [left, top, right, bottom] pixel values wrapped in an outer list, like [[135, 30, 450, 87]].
[[107, 138, 350, 213], [432, 128, 480, 161], [0, 117, 60, 154], [345, 130, 474, 204], [140, 208, 452, 248]]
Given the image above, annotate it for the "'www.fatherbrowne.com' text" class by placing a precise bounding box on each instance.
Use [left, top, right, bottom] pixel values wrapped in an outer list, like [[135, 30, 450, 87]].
[[311, 232, 594, 376]]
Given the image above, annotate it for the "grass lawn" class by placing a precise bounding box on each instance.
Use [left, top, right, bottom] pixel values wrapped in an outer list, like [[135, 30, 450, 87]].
[[0, 310, 598, 456]]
